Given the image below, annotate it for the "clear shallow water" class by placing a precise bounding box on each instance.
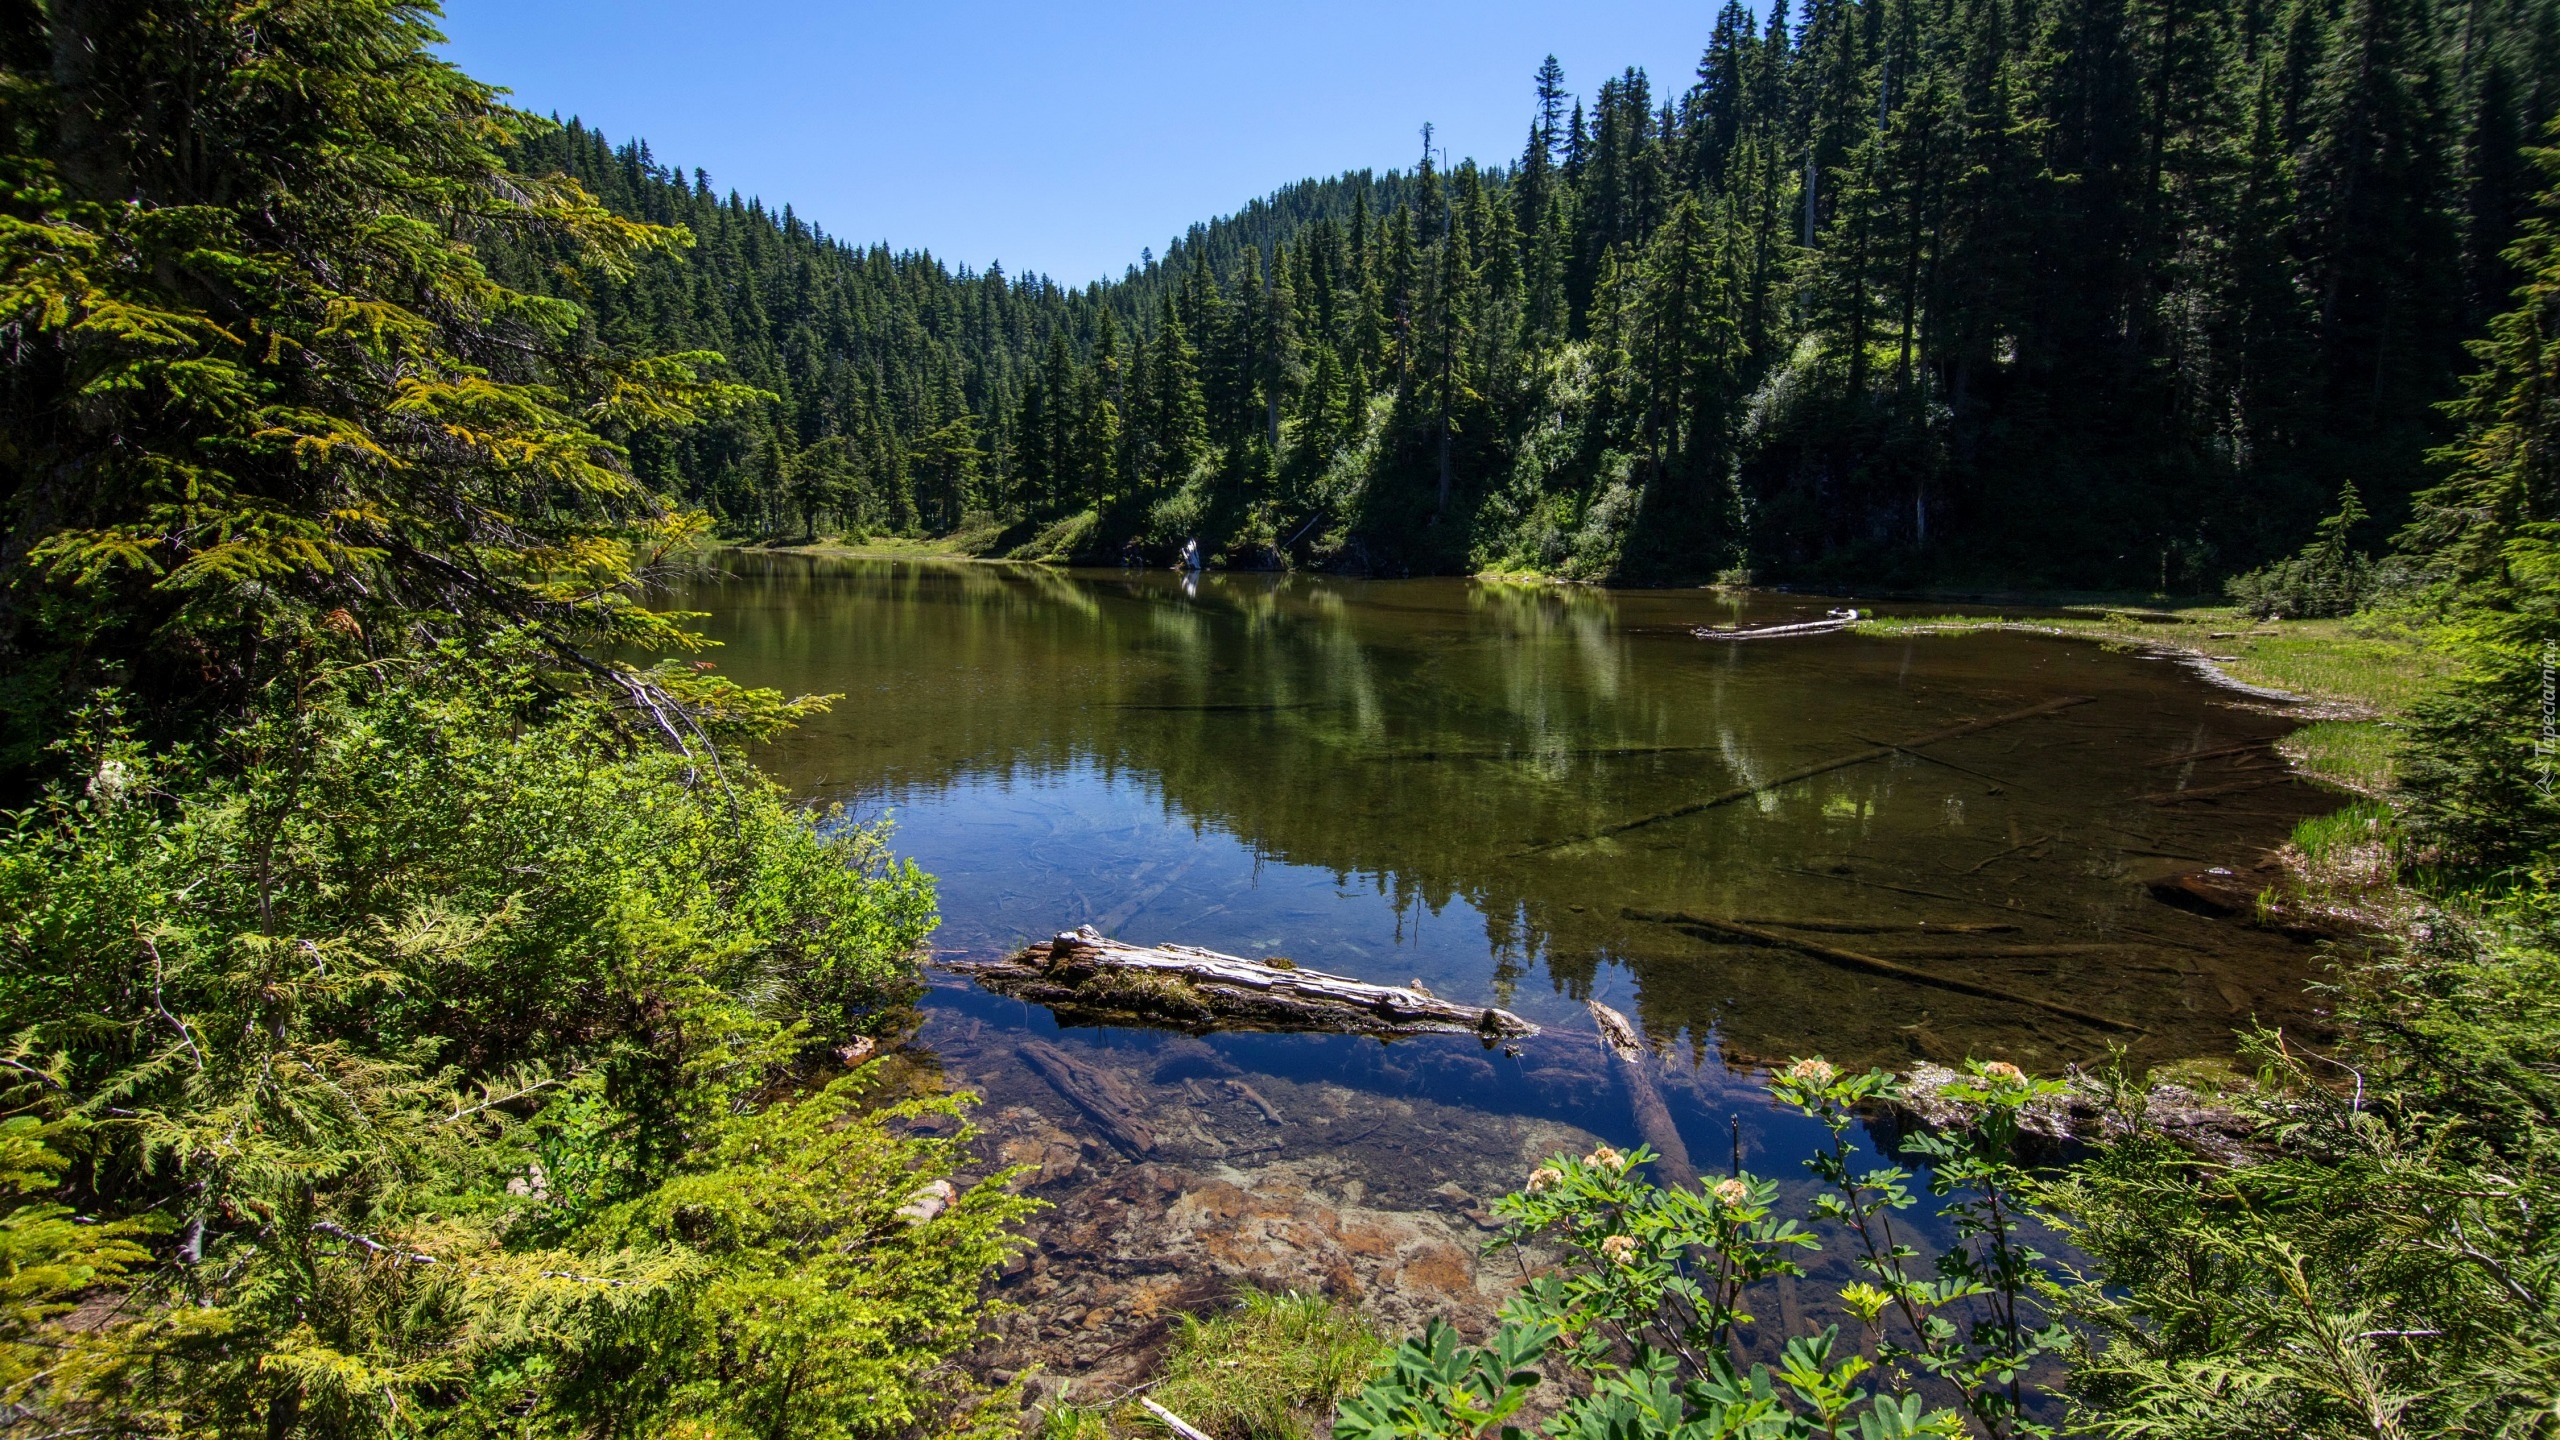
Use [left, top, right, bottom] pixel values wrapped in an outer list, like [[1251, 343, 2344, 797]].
[[667, 553, 2341, 1383], [685, 553, 2336, 1070]]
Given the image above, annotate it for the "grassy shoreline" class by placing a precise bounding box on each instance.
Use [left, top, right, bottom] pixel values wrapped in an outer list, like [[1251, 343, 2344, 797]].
[[1853, 607, 2449, 795]]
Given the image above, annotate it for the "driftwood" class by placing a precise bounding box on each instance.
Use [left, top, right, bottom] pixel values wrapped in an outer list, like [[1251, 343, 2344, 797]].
[[1778, 866, 2060, 921], [1961, 835, 2054, 874], [2146, 866, 2272, 915], [1868, 943, 2143, 958], [1890, 1064, 2263, 1165], [1623, 909, 2142, 1033], [1588, 1001, 1699, 1188], [2146, 739, 2274, 766], [956, 926, 1539, 1040], [1529, 696, 2092, 851], [1143, 1399, 1220, 1440], [1018, 1039, 1158, 1156], [1692, 618, 1854, 640]]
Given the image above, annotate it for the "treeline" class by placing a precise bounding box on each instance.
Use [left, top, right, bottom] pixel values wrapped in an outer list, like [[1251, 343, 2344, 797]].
[[491, 124, 1423, 547], [527, 0, 2560, 585]]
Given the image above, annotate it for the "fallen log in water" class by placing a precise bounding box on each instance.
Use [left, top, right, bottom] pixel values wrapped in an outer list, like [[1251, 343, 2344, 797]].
[[1527, 696, 2092, 852], [1623, 909, 2142, 1033], [1018, 1038, 1157, 1156], [1691, 617, 1854, 640], [955, 926, 1539, 1040], [1587, 1001, 1700, 1188]]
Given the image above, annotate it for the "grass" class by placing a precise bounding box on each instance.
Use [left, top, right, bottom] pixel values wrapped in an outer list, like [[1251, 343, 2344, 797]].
[[1133, 1290, 1384, 1440], [1854, 607, 2448, 723], [2278, 719, 2404, 796]]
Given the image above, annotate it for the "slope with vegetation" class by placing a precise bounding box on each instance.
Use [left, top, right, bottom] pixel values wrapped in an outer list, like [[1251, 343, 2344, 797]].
[[0, 3, 1025, 1437], [516, 0, 2560, 588]]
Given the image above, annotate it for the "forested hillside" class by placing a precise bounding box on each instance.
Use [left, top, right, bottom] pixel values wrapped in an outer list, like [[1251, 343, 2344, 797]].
[[520, 0, 2560, 587]]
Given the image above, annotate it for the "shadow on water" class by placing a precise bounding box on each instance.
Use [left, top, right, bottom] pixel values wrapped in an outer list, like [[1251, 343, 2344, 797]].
[[672, 553, 2342, 1388]]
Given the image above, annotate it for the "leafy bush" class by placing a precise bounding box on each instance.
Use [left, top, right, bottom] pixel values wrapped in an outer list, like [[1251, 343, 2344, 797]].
[[1336, 1060, 2069, 1440], [0, 646, 1028, 1438]]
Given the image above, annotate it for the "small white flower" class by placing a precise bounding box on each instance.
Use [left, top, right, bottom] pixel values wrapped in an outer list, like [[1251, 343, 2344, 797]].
[[87, 758, 131, 808]]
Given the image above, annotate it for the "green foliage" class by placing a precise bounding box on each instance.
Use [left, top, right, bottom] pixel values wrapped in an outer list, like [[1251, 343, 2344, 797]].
[[2399, 135, 2560, 867], [0, 646, 1023, 1438], [0, 1116, 154, 1399], [0, 8, 1035, 1437], [2226, 486, 2379, 620], [2038, 900, 2560, 1438], [1145, 1290, 1386, 1440], [1333, 1321, 1552, 1440], [1342, 1059, 2064, 1440], [0, 1, 763, 779]]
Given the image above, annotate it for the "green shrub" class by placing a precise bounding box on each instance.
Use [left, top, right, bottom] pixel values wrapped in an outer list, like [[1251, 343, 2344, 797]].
[[2226, 484, 2376, 620], [0, 645, 1028, 1439], [2038, 889, 2560, 1438], [1338, 1060, 2068, 1440]]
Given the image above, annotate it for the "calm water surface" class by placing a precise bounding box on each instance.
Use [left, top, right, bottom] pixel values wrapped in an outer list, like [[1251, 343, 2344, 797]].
[[670, 554, 2344, 1379], [683, 554, 2336, 1073]]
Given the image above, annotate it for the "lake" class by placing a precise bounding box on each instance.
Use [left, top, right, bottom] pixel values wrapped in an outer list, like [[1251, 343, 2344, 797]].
[[674, 552, 2341, 1388]]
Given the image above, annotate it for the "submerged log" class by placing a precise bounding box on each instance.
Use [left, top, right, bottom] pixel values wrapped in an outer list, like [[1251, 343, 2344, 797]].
[[2140, 777, 2293, 806], [956, 926, 1540, 1040], [1588, 1001, 1700, 1189], [1733, 916, 2021, 935], [1528, 696, 2092, 852], [1623, 909, 2142, 1033], [1018, 1038, 1157, 1156], [1224, 1078, 1286, 1125]]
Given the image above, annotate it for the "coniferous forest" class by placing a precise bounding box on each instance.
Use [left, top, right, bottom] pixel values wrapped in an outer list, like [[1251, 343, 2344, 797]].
[[507, 0, 2560, 586], [14, 0, 2560, 1437]]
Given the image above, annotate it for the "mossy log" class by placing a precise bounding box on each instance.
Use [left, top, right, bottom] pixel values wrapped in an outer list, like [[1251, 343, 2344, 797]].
[[955, 926, 1540, 1040]]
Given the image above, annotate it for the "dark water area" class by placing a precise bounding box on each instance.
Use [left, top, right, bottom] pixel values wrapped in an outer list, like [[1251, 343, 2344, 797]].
[[671, 552, 2344, 1385]]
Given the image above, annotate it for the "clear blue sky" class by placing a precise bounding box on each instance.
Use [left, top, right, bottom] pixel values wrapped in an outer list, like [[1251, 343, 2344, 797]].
[[433, 1, 1720, 286]]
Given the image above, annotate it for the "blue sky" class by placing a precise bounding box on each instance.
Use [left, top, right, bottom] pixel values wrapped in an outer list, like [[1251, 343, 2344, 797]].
[[434, 1, 1719, 286]]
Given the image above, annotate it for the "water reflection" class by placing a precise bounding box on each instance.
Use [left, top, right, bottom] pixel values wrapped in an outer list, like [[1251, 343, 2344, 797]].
[[682, 554, 2338, 1073]]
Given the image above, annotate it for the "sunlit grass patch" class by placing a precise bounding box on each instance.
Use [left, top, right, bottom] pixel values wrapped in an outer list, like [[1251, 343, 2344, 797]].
[[2278, 720, 2402, 795], [1039, 1402, 1118, 1440], [2219, 626, 2446, 716], [1136, 1290, 1385, 1440], [1853, 609, 2446, 719]]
